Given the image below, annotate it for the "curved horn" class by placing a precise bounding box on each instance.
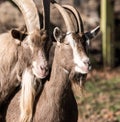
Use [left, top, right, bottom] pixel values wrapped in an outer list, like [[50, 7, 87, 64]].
[[63, 5, 84, 33], [51, 0, 75, 32], [12, 0, 40, 33]]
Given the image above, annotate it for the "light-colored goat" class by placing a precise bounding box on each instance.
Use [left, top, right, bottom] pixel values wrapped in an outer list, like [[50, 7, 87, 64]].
[[4, 1, 100, 122], [18, 0, 50, 121], [0, 0, 50, 122]]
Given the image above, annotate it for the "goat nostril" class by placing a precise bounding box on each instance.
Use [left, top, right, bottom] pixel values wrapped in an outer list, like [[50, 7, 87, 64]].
[[40, 66, 44, 70], [84, 61, 87, 65], [40, 65, 49, 72], [84, 60, 90, 65]]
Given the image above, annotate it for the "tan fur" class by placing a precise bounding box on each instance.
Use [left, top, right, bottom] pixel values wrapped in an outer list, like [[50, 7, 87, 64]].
[[0, 31, 25, 106], [0, 29, 48, 122], [4, 34, 79, 122], [3, 24, 99, 121], [0, 0, 50, 122]]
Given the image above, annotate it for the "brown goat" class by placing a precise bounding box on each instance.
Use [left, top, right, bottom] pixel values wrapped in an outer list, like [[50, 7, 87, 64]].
[[4, 1, 100, 122], [0, 0, 50, 121]]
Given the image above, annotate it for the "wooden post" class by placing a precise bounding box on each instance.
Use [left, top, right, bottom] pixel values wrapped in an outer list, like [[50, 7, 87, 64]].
[[101, 0, 114, 67]]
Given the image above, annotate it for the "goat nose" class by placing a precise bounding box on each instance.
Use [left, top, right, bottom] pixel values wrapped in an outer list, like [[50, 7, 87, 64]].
[[40, 65, 49, 71], [40, 66, 44, 70], [83, 58, 92, 71]]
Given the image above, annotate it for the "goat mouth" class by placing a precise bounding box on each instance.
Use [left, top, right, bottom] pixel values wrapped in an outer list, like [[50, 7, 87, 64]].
[[73, 73, 87, 87]]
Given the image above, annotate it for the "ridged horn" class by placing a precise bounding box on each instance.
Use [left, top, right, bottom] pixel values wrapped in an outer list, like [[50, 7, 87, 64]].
[[12, 0, 40, 33], [63, 5, 84, 33], [51, 0, 75, 32]]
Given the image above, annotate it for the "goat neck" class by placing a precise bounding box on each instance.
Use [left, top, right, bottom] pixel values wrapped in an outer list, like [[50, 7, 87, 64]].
[[32, 40, 78, 122]]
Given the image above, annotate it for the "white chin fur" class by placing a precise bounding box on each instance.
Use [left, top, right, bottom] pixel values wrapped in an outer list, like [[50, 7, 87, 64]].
[[75, 66, 88, 74]]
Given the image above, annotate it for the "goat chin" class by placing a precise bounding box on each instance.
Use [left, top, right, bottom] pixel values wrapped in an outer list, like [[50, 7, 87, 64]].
[[71, 73, 87, 88]]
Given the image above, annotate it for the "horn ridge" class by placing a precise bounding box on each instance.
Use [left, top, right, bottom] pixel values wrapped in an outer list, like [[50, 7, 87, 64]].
[[63, 5, 84, 33]]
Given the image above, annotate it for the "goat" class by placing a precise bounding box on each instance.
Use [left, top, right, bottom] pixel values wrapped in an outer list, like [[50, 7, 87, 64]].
[[18, 1, 51, 121], [0, 0, 50, 121], [4, 1, 100, 122]]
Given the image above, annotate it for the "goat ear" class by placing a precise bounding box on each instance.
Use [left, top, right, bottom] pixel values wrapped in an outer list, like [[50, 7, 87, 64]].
[[85, 26, 100, 40], [11, 29, 27, 41], [53, 27, 63, 43]]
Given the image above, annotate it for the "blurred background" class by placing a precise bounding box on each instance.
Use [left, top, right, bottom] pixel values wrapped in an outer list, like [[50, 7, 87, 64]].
[[0, 0, 120, 121]]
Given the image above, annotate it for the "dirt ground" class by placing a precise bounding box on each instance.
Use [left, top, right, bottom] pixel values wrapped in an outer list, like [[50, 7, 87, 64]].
[[0, 1, 120, 122]]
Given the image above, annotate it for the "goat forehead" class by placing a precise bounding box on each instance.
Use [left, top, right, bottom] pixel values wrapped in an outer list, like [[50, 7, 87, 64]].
[[73, 33, 89, 53], [33, 48, 45, 58], [33, 41, 44, 48], [65, 34, 84, 51], [31, 36, 45, 47], [73, 33, 85, 47], [65, 33, 87, 58], [65, 34, 75, 48]]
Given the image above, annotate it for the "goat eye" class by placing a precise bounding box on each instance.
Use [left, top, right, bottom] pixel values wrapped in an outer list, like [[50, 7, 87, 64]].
[[63, 40, 69, 45], [80, 38, 85, 45], [64, 43, 69, 46]]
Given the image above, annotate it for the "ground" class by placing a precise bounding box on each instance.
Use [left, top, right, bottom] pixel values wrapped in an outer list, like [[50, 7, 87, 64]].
[[0, 1, 120, 122], [77, 68, 120, 122]]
